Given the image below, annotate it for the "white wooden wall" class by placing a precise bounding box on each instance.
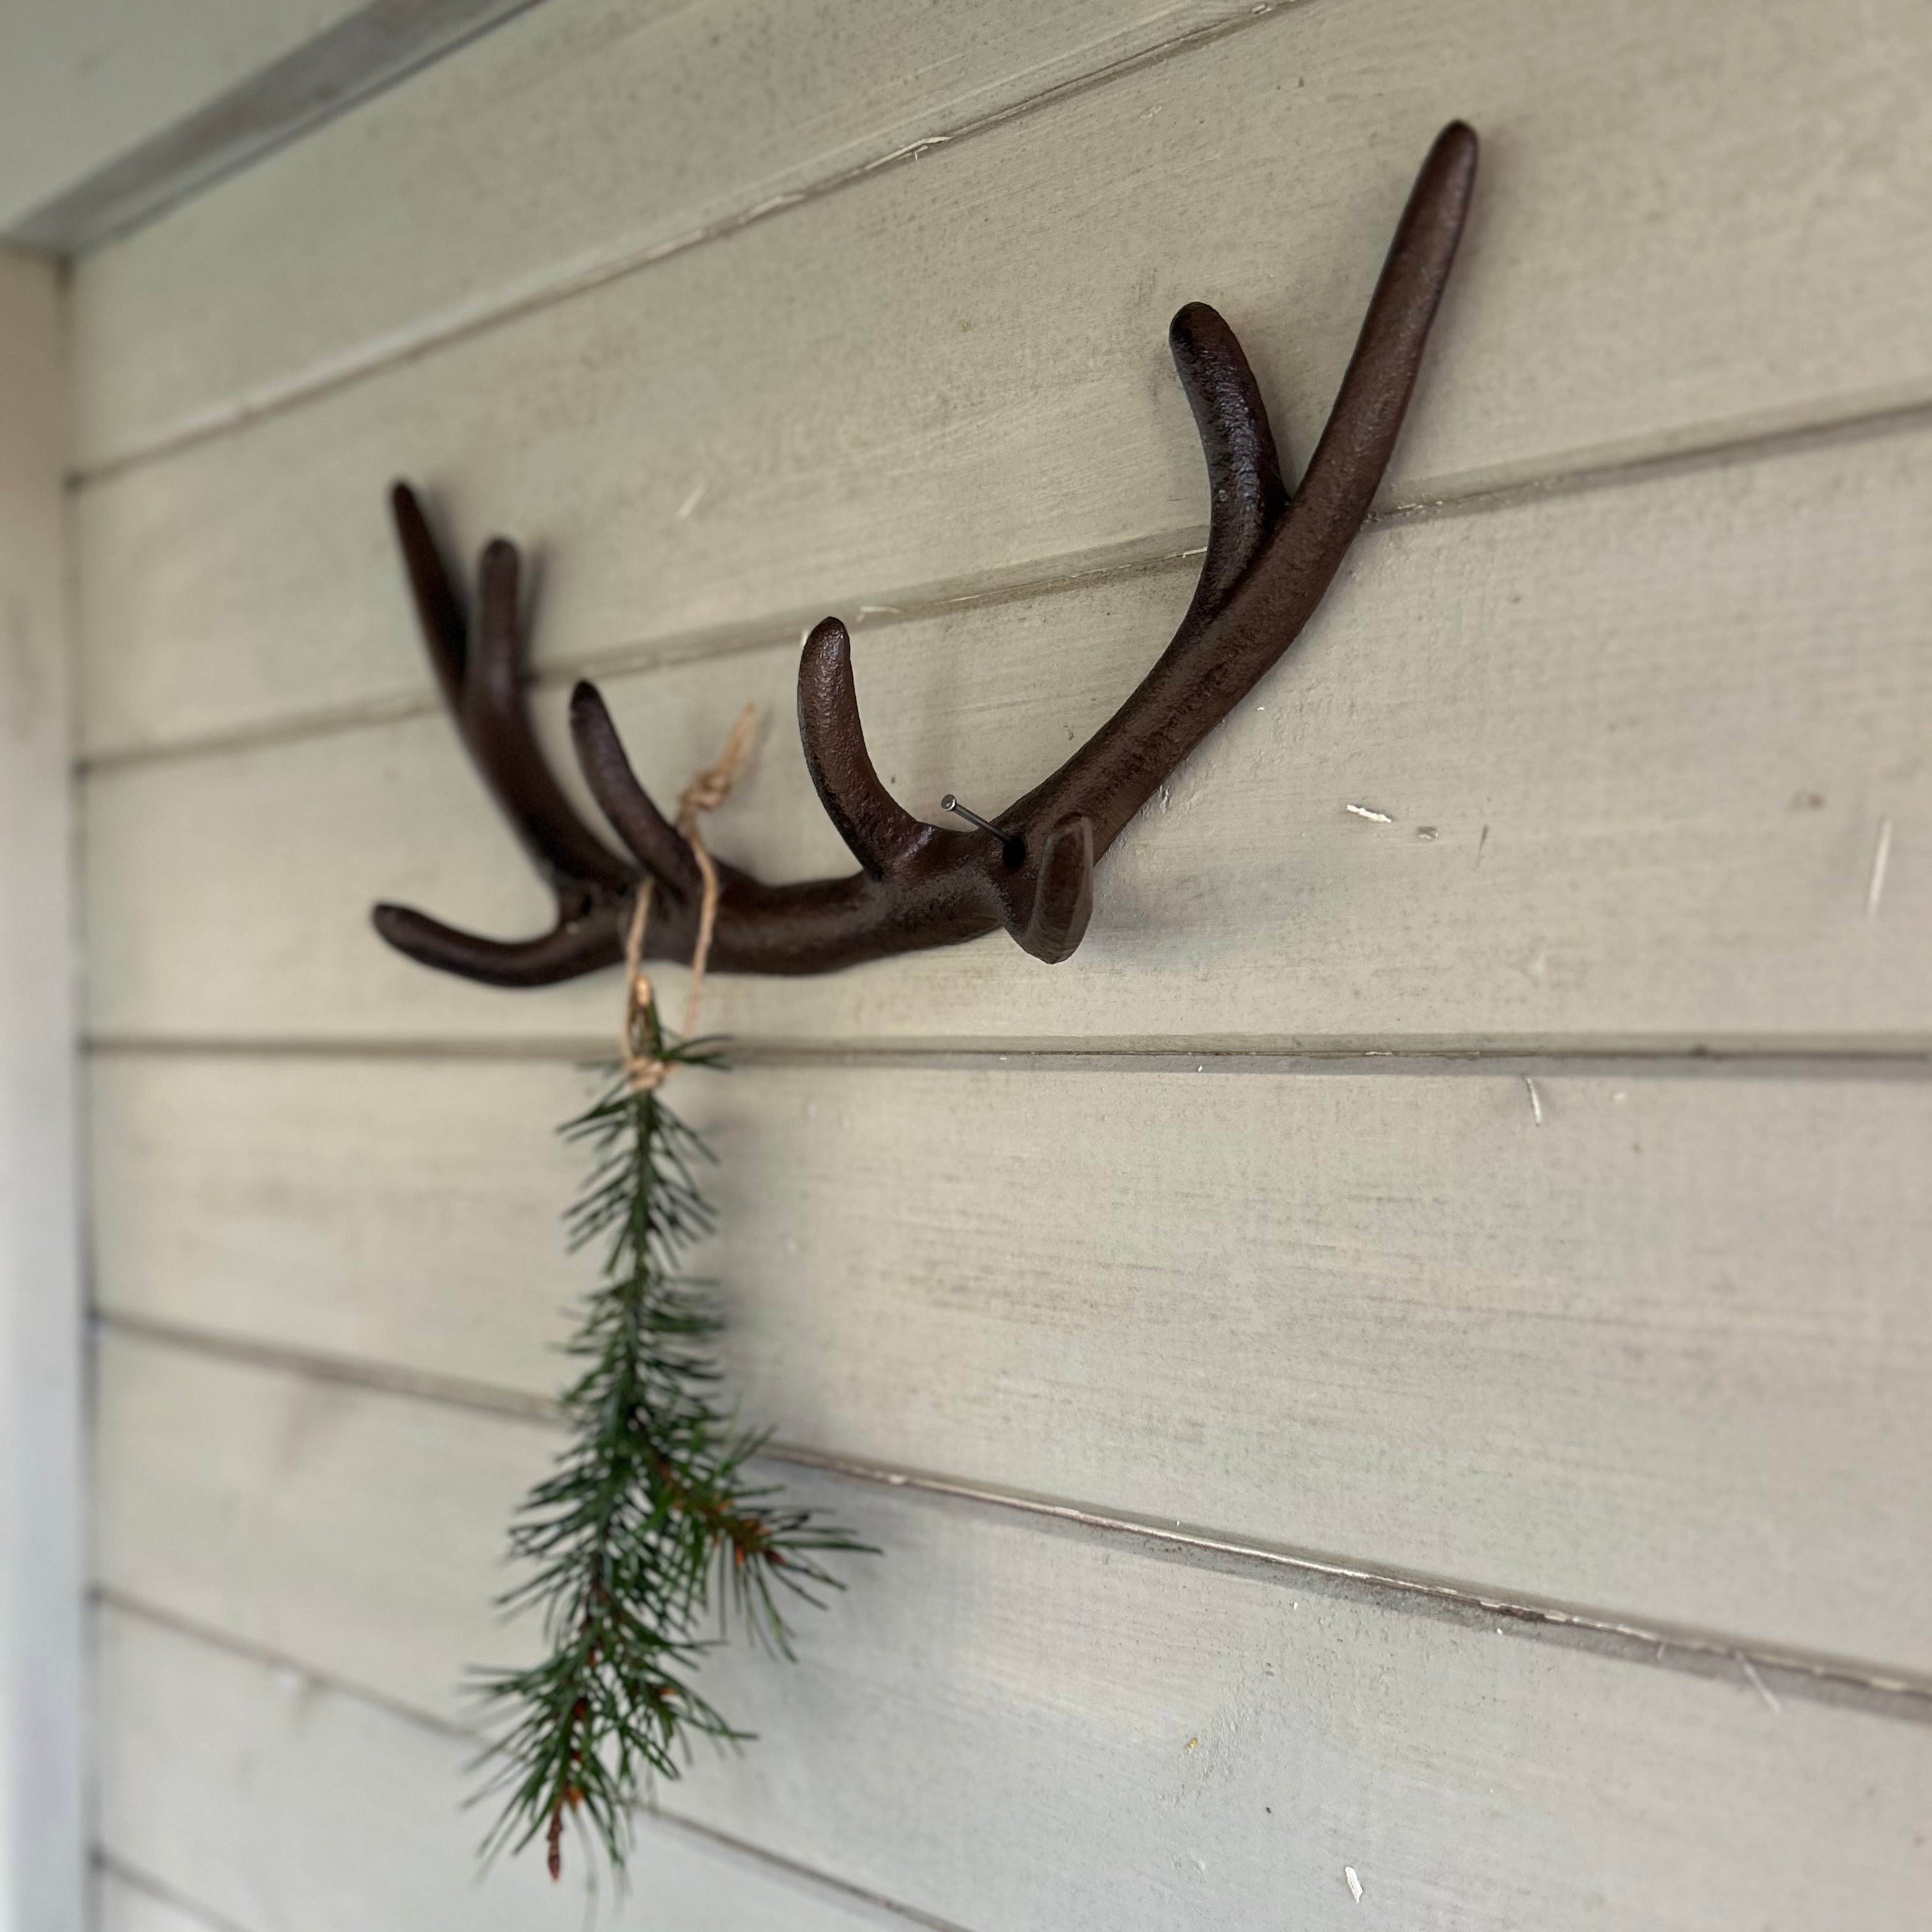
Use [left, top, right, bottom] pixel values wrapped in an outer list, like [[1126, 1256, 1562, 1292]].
[[73, 1, 1932, 1926], [0, 250, 86, 1932]]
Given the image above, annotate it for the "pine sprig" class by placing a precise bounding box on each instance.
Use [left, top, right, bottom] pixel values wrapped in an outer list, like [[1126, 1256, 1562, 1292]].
[[470, 1013, 868, 1882]]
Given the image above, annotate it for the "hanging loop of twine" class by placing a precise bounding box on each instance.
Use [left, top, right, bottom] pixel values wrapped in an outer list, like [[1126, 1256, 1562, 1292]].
[[622, 705, 758, 1092]]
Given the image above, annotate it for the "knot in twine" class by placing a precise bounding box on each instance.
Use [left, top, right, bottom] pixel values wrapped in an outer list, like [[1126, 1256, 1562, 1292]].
[[622, 705, 758, 1092]]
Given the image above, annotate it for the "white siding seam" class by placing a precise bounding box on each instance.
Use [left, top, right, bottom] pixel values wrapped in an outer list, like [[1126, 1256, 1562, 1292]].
[[95, 1586, 471, 1744], [72, 387, 1932, 778], [76, 1036, 1932, 1069], [93, 1594, 977, 1932], [95, 1310, 561, 1427], [93, 1853, 248, 1932], [74, 533, 1206, 776], [93, 1314, 1932, 1721], [66, 0, 1315, 486]]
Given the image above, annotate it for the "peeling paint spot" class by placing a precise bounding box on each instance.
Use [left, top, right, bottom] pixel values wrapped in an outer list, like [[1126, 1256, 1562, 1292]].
[[1867, 816, 1894, 919], [1739, 1654, 1782, 1715]]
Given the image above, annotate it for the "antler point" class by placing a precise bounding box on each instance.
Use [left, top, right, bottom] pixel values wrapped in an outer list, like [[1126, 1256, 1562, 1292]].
[[1169, 298, 1222, 338]]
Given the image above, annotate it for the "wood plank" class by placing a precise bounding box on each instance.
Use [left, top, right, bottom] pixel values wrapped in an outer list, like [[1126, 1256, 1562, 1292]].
[[94, 1368, 1932, 1928], [96, 1609, 924, 1932], [74, 0, 1932, 757], [0, 249, 87, 1932], [90, 1054, 1932, 1674], [69, 0, 1285, 467], [80, 424, 1932, 1047]]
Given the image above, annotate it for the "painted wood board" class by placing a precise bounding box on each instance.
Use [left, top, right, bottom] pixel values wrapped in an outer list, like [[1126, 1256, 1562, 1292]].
[[90, 1055, 1932, 1675], [94, 1393, 1932, 1929], [69, 0, 1295, 468], [95, 1609, 926, 1932], [73, 0, 1932, 757], [80, 424, 1932, 1047]]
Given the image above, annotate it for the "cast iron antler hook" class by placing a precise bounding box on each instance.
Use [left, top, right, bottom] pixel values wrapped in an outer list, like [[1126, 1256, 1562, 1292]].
[[373, 121, 1476, 985]]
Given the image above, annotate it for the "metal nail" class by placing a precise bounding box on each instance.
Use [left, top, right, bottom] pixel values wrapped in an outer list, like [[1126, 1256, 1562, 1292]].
[[940, 794, 1009, 839]]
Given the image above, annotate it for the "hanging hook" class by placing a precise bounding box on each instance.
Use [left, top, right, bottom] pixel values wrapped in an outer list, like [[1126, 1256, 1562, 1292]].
[[942, 794, 1025, 868]]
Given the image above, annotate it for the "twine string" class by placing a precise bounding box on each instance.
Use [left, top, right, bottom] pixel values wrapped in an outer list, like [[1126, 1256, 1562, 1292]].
[[621, 705, 758, 1091]]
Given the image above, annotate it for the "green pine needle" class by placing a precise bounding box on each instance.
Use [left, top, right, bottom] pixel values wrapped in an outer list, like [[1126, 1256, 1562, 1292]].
[[468, 1012, 869, 1883]]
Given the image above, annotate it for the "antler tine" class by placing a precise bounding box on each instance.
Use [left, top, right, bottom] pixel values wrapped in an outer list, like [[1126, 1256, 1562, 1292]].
[[372, 484, 642, 985], [1274, 120, 1478, 558], [797, 618, 928, 878], [387, 484, 634, 901], [1007, 121, 1478, 857], [569, 682, 705, 898], [371, 899, 626, 986], [390, 481, 468, 709], [460, 530, 637, 898], [1167, 302, 1289, 629]]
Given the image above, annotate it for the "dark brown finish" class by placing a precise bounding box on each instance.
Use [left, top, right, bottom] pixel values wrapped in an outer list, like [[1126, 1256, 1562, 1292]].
[[373, 121, 1477, 986]]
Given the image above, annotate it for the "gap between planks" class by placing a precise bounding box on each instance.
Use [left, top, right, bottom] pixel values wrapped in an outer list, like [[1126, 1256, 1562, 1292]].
[[79, 1035, 1932, 1073], [94, 1309, 1932, 1726], [76, 390, 1932, 779], [92, 1606, 976, 1932], [66, 0, 1312, 488]]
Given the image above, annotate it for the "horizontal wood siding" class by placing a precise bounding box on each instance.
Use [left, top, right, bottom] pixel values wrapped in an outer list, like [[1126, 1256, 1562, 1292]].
[[67, 0, 1291, 469], [95, 1343, 1932, 1929], [75, 0, 1932, 1922], [72, 0, 1932, 759], [83, 422, 1932, 1048], [90, 1052, 1932, 1670], [95, 1608, 917, 1931]]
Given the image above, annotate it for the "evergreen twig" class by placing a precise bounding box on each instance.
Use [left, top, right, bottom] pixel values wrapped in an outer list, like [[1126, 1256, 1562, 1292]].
[[469, 1010, 868, 1882]]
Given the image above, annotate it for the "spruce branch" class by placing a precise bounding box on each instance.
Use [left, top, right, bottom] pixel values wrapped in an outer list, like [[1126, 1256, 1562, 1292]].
[[470, 1011, 868, 1882]]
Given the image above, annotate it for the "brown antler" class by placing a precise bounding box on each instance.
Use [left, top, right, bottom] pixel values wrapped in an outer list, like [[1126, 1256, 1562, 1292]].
[[373, 121, 1476, 986]]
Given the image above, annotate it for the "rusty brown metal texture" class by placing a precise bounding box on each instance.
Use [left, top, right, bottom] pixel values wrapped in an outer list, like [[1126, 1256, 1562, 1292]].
[[372, 121, 1478, 985]]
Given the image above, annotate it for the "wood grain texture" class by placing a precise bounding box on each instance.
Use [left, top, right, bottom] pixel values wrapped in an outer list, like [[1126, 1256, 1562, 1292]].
[[95, 1611, 926, 1932], [82, 425, 1932, 1046], [90, 1053, 1932, 1673], [73, 0, 1932, 758], [69, 0, 1286, 468], [94, 1368, 1932, 1930]]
